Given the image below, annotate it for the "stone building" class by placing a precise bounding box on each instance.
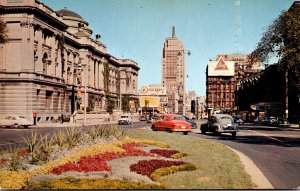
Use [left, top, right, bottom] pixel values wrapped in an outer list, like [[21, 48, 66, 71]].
[[206, 53, 259, 115], [162, 26, 187, 114], [0, 0, 139, 122]]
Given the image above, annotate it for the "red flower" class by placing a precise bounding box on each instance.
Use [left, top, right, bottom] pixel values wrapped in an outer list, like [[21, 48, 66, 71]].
[[50, 142, 155, 175], [130, 159, 186, 179], [150, 149, 179, 158], [17, 149, 29, 157], [0, 158, 7, 166]]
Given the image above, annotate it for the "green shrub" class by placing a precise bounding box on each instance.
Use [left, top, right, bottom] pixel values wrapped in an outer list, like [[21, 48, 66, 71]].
[[65, 127, 82, 149], [8, 144, 20, 171], [53, 130, 66, 148], [35, 134, 54, 162], [23, 131, 40, 162]]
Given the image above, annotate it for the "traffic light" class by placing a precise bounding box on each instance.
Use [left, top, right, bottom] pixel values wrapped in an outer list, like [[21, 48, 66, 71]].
[[191, 100, 195, 114]]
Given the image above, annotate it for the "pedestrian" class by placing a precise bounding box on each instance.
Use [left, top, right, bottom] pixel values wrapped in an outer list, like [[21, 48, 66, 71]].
[[61, 113, 64, 124]]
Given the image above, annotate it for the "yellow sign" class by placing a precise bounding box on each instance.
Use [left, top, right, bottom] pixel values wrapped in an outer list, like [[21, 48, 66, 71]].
[[140, 97, 160, 107]]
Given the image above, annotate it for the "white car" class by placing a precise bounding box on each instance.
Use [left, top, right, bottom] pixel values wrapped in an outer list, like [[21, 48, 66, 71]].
[[118, 115, 132, 125], [0, 115, 32, 128]]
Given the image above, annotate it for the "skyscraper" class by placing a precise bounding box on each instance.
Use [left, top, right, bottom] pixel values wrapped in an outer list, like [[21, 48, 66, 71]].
[[162, 27, 186, 114]]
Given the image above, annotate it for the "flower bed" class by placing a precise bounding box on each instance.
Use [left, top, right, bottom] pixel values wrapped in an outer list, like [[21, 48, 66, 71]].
[[51, 142, 155, 174], [0, 133, 196, 189]]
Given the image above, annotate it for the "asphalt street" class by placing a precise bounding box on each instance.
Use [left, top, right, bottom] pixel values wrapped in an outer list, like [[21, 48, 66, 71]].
[[191, 124, 300, 189]]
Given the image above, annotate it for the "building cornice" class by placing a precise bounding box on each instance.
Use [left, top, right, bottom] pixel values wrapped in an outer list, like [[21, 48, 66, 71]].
[[0, 5, 68, 31]]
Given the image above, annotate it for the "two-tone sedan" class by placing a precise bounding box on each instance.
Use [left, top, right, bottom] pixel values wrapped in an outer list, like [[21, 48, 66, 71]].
[[151, 114, 192, 135]]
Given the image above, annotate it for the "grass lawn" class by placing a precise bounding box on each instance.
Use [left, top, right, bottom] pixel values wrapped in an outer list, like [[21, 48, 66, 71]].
[[125, 128, 254, 189]]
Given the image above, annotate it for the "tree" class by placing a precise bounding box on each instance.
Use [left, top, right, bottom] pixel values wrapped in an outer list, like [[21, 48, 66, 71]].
[[249, 4, 300, 78], [106, 98, 114, 115], [250, 3, 300, 121], [122, 95, 130, 112], [0, 18, 8, 44]]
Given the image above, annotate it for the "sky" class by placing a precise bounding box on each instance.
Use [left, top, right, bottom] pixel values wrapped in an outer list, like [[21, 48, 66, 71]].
[[39, 0, 295, 96]]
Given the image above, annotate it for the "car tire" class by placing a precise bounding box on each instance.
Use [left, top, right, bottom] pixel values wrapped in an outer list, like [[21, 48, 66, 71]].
[[23, 125, 29, 129], [200, 124, 208, 134], [232, 132, 237, 137], [151, 125, 156, 131], [166, 128, 172, 133], [183, 131, 188, 135]]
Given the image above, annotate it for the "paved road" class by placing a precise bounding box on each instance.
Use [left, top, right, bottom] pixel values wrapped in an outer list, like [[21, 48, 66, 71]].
[[191, 124, 300, 189], [0, 121, 147, 150]]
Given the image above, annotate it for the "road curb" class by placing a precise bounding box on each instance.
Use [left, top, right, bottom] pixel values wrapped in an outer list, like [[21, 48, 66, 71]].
[[228, 147, 273, 189]]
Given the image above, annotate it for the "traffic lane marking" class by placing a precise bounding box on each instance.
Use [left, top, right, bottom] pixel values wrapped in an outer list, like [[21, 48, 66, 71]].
[[249, 130, 284, 143]]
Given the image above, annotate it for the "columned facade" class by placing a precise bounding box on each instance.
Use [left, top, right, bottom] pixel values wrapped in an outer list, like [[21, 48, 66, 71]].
[[0, 0, 139, 122]]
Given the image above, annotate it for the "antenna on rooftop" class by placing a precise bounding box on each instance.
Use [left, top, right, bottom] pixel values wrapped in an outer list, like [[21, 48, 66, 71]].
[[172, 26, 176, 37], [234, 0, 241, 53]]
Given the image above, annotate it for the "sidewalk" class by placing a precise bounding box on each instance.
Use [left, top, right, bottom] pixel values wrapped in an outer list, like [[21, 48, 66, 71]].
[[30, 121, 117, 128], [290, 123, 300, 128]]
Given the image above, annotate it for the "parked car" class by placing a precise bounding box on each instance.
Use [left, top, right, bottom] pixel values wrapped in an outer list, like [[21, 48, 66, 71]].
[[0, 115, 32, 128], [253, 116, 264, 125], [275, 117, 291, 127], [118, 114, 132, 125], [151, 114, 192, 135], [267, 116, 278, 126], [182, 115, 197, 129], [234, 115, 244, 126], [139, 115, 146, 121], [200, 114, 238, 137]]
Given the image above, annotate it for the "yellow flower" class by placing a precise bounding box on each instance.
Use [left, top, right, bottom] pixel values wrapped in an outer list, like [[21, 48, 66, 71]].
[[0, 171, 30, 189]]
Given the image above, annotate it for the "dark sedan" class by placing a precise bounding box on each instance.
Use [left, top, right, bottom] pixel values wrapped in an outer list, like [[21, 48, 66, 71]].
[[182, 115, 197, 129], [201, 114, 238, 137]]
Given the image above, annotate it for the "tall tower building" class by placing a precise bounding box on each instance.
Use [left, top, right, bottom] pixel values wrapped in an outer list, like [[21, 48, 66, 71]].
[[162, 27, 186, 114]]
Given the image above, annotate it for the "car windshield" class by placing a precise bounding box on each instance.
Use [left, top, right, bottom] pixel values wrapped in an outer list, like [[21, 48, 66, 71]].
[[172, 116, 185, 121], [121, 116, 129, 118], [219, 116, 233, 125], [234, 115, 243, 120]]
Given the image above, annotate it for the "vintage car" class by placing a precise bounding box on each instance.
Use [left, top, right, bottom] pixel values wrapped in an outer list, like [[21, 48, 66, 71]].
[[139, 115, 147, 121], [117, 114, 132, 125], [200, 114, 238, 137], [151, 114, 192, 135], [234, 114, 244, 126], [182, 115, 197, 129], [0, 115, 32, 128], [275, 117, 291, 127]]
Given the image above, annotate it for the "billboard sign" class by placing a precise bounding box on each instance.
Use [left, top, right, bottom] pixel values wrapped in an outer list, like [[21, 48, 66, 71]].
[[140, 86, 166, 95], [208, 57, 235, 76], [140, 97, 160, 107]]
